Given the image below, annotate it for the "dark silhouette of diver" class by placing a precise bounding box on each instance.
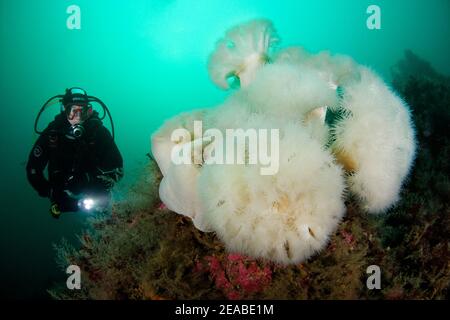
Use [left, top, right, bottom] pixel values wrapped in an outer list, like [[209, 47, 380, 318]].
[[26, 88, 123, 218]]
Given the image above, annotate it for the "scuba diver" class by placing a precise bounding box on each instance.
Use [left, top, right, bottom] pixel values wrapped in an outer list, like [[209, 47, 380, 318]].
[[26, 87, 123, 219]]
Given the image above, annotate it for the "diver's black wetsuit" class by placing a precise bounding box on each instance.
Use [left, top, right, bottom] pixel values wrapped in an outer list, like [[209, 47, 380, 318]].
[[26, 111, 123, 212]]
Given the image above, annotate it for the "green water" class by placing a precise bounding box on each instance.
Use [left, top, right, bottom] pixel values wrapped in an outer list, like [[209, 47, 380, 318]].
[[0, 0, 448, 299]]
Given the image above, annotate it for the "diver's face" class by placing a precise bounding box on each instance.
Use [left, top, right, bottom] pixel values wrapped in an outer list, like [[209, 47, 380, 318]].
[[67, 105, 86, 125]]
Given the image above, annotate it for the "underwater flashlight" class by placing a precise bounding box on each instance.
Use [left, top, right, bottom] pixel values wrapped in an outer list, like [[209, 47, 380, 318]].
[[76, 194, 110, 213], [78, 197, 96, 212]]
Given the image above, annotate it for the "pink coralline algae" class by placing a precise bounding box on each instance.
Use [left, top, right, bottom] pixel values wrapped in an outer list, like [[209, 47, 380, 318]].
[[341, 230, 356, 250], [198, 253, 273, 299], [158, 202, 167, 210]]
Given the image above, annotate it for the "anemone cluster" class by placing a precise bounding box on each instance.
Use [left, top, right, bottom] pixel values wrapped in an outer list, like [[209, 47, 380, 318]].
[[151, 19, 416, 264]]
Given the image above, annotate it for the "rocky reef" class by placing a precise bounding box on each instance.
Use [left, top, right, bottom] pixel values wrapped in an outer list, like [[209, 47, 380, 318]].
[[49, 51, 449, 300]]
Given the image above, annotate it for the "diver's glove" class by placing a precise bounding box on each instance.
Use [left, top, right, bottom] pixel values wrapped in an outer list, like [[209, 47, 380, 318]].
[[50, 202, 61, 219], [49, 188, 61, 219]]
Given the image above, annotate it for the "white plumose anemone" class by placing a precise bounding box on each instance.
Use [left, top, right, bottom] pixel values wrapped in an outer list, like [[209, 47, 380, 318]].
[[240, 63, 337, 119], [150, 18, 416, 264], [151, 109, 207, 176], [198, 122, 346, 264], [331, 67, 416, 213], [274, 46, 361, 88], [236, 62, 337, 145], [151, 109, 213, 231], [208, 19, 279, 89], [159, 157, 212, 232]]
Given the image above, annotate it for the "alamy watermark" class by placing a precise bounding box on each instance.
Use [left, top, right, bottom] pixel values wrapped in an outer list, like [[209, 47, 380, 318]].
[[67, 5, 381, 32], [367, 5, 381, 30], [170, 121, 280, 175], [66, 5, 81, 30], [366, 265, 381, 290], [66, 265, 81, 290]]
